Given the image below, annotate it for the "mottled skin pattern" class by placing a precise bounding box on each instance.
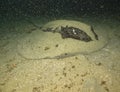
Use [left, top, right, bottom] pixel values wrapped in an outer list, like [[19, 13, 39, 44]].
[[60, 26, 92, 42], [42, 26, 96, 42]]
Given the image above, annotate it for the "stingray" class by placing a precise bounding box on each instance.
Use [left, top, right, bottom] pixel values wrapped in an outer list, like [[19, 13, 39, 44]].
[[17, 20, 108, 60]]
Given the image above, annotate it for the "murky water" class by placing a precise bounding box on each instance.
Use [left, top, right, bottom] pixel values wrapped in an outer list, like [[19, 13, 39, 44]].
[[0, 0, 120, 92]]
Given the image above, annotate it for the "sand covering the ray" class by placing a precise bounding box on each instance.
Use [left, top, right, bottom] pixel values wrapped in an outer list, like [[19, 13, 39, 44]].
[[17, 20, 108, 59]]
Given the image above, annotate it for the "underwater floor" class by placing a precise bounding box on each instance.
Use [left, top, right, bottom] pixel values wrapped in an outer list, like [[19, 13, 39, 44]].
[[0, 16, 120, 92]]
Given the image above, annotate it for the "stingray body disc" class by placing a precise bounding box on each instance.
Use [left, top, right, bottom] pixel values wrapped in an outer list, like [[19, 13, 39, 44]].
[[17, 20, 108, 59]]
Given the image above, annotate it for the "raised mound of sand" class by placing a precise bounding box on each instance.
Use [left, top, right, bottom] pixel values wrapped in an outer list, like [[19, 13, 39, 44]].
[[17, 20, 108, 59]]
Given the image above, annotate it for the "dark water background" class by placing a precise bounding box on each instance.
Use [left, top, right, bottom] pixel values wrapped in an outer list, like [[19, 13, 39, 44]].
[[0, 1, 120, 91], [0, 0, 120, 20]]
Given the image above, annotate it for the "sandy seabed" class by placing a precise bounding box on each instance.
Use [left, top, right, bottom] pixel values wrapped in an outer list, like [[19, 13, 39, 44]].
[[0, 16, 120, 92]]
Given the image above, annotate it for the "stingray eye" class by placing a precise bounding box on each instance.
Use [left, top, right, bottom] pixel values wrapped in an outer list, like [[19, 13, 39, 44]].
[[72, 29, 76, 34]]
